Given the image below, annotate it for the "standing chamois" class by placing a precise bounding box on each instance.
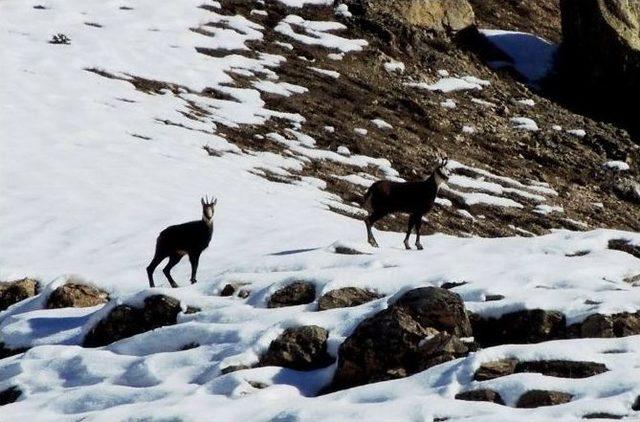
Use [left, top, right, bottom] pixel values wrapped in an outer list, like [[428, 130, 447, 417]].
[[147, 197, 217, 288], [363, 157, 450, 250]]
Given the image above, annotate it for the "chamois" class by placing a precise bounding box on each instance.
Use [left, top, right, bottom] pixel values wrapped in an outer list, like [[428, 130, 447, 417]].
[[146, 197, 217, 288], [362, 158, 450, 250]]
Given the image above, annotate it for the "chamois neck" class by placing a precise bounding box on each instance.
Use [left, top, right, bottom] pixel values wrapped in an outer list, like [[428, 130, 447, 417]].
[[432, 170, 447, 189], [202, 216, 214, 230]]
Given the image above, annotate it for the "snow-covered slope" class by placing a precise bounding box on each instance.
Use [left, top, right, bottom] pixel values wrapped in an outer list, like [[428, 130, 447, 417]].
[[2, 0, 640, 421]]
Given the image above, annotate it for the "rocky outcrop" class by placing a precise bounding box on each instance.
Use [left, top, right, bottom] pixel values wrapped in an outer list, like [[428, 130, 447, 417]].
[[609, 239, 640, 259], [344, 0, 475, 38], [267, 282, 316, 308], [579, 312, 640, 338], [0, 386, 21, 406], [514, 360, 607, 378], [470, 309, 566, 346], [330, 287, 472, 391], [455, 389, 504, 405], [83, 295, 181, 347], [317, 287, 381, 311], [258, 325, 334, 371], [46, 282, 109, 309], [0, 278, 39, 311], [559, 0, 640, 138], [516, 390, 573, 408], [474, 359, 518, 381]]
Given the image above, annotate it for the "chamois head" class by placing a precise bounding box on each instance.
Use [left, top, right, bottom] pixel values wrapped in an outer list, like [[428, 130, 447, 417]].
[[201, 196, 217, 224], [434, 156, 451, 185]]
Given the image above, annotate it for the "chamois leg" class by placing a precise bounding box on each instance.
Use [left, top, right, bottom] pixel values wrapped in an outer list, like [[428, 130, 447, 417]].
[[163, 253, 183, 288], [146, 251, 165, 288], [404, 214, 420, 250], [365, 212, 384, 247], [415, 217, 424, 250], [188, 252, 201, 284]]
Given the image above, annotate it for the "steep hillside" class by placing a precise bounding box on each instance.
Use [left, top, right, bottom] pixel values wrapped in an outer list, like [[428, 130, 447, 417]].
[[1, 0, 639, 421]]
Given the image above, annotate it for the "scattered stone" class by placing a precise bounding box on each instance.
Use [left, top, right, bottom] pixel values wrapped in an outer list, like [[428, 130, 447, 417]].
[[333, 245, 369, 255], [220, 365, 250, 375], [267, 282, 316, 308], [331, 287, 472, 391], [46, 281, 108, 309], [0, 386, 21, 406], [317, 287, 381, 311], [474, 359, 517, 381], [441, 281, 467, 289], [83, 295, 181, 347], [485, 294, 505, 302], [583, 413, 623, 420], [632, 395, 640, 411], [514, 360, 608, 378], [471, 309, 566, 346], [581, 313, 640, 338], [248, 380, 268, 389], [184, 306, 201, 314], [180, 342, 199, 351], [613, 179, 640, 205], [238, 289, 251, 299], [259, 325, 334, 371], [608, 239, 640, 259], [516, 390, 573, 408], [220, 284, 236, 296], [0, 278, 39, 311], [455, 389, 504, 405]]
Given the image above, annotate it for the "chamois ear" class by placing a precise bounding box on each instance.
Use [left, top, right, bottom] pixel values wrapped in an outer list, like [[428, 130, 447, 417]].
[[212, 198, 218, 206], [201, 197, 206, 206]]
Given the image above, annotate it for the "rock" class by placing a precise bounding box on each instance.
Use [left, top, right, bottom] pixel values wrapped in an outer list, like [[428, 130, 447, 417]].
[[633, 395, 640, 411], [267, 282, 316, 308], [581, 314, 614, 338], [474, 359, 517, 381], [441, 281, 467, 289], [393, 287, 473, 337], [0, 343, 26, 359], [348, 0, 475, 33], [0, 278, 39, 311], [184, 306, 201, 314], [259, 325, 334, 371], [471, 309, 566, 346], [330, 287, 472, 391], [46, 282, 108, 309], [0, 386, 21, 406], [516, 390, 573, 408], [220, 364, 250, 374], [581, 313, 640, 338], [559, 0, 640, 137], [220, 283, 250, 297], [583, 412, 624, 419], [613, 178, 640, 205], [608, 239, 640, 259], [485, 294, 505, 302], [455, 389, 504, 405], [317, 287, 381, 311], [514, 360, 608, 378], [83, 294, 181, 347]]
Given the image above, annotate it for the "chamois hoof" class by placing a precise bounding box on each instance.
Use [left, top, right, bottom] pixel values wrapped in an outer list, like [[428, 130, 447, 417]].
[[416, 243, 424, 251], [404, 243, 411, 250], [191, 279, 197, 285]]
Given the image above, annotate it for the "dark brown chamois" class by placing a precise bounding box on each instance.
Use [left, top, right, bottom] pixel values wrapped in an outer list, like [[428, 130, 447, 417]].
[[363, 158, 450, 250], [146, 197, 217, 288]]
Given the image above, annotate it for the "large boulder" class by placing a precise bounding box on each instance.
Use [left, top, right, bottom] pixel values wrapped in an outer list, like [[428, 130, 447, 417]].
[[46, 282, 109, 309], [330, 287, 472, 391], [559, 0, 640, 137], [0, 386, 21, 406], [267, 282, 316, 308], [259, 325, 334, 371], [83, 295, 181, 347], [0, 278, 39, 311], [317, 287, 381, 311]]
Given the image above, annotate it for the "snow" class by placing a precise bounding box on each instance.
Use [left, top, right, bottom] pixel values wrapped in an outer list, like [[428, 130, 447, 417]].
[[534, 204, 565, 215], [336, 146, 351, 156], [407, 76, 490, 93], [354, 128, 368, 136], [371, 118, 392, 129], [511, 117, 540, 131], [275, 15, 367, 53], [517, 98, 536, 107], [568, 129, 587, 138], [334, 4, 352, 18], [383, 60, 405, 73], [310, 66, 341, 78], [604, 161, 631, 172], [462, 125, 476, 134], [2, 1, 640, 421], [441, 99, 457, 109], [480, 29, 557, 82]]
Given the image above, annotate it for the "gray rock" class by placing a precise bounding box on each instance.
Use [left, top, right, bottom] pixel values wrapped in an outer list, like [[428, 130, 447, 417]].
[[259, 325, 334, 371], [474, 359, 518, 381], [46, 281, 108, 309], [0, 386, 21, 406], [83, 295, 181, 347], [455, 389, 504, 405], [516, 389, 573, 408], [267, 282, 316, 308], [470, 309, 566, 346], [0, 278, 39, 311], [317, 287, 381, 311]]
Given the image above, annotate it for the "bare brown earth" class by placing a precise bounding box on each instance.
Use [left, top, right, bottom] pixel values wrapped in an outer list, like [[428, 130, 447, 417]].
[[88, 0, 639, 239]]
